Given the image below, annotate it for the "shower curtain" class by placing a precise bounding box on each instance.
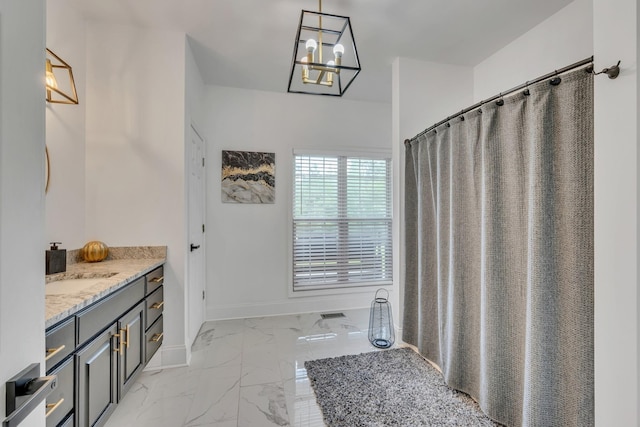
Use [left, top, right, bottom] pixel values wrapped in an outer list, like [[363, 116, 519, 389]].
[[403, 68, 593, 426]]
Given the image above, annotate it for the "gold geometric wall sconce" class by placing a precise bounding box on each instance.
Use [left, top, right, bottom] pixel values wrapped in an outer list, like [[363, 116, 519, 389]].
[[45, 48, 78, 104]]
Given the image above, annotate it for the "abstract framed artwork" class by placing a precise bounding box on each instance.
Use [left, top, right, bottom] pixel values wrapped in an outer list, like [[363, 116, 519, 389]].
[[221, 150, 275, 204]]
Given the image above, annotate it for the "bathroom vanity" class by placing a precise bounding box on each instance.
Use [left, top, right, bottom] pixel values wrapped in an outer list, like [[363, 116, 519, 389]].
[[44, 248, 166, 427]]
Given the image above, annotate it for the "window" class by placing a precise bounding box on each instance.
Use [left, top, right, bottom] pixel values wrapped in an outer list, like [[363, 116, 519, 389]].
[[292, 152, 392, 292]]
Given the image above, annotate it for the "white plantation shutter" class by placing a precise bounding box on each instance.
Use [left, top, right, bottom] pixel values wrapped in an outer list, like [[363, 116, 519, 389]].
[[293, 153, 392, 291]]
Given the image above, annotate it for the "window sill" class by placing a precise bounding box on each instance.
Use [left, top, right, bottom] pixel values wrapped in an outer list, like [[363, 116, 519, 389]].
[[288, 282, 393, 299]]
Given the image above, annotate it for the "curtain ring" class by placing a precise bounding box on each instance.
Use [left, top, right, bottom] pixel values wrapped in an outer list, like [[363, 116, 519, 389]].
[[460, 111, 465, 121], [550, 70, 562, 86], [523, 81, 530, 96], [496, 92, 504, 106]]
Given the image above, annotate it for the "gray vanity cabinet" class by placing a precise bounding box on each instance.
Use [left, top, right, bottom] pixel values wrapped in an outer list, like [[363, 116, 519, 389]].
[[76, 325, 118, 427], [45, 263, 165, 427], [117, 301, 146, 399]]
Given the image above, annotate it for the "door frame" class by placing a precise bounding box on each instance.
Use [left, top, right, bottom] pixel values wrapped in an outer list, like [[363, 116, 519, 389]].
[[186, 121, 207, 347]]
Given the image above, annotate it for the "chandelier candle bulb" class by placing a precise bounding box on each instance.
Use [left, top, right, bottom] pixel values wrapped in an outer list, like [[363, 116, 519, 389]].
[[301, 57, 309, 80], [333, 43, 344, 68], [306, 38, 317, 65], [326, 61, 334, 85]]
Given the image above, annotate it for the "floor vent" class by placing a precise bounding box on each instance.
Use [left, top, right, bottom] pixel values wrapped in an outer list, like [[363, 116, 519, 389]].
[[320, 312, 346, 319]]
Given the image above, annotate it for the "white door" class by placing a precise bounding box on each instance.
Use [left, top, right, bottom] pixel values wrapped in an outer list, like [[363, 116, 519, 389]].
[[187, 123, 206, 345]]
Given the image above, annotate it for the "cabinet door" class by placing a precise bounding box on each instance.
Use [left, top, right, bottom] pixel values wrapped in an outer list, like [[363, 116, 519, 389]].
[[118, 301, 145, 399], [76, 324, 118, 427]]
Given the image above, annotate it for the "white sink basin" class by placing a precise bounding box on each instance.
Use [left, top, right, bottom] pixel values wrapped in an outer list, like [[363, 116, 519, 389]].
[[46, 274, 117, 295]]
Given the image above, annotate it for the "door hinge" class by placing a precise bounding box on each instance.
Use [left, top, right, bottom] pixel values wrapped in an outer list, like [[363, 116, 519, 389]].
[[202, 291, 205, 300], [202, 224, 205, 233]]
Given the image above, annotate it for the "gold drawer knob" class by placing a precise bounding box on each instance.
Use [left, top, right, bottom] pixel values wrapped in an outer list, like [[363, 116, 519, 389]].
[[151, 332, 163, 342], [150, 276, 164, 283], [150, 301, 164, 310]]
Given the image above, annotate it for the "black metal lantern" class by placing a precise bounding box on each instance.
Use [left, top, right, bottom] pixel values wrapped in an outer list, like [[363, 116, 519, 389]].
[[287, 0, 361, 97], [369, 289, 394, 349]]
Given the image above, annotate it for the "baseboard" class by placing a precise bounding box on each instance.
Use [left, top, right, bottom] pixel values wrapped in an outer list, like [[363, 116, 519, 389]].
[[206, 294, 377, 320], [144, 344, 188, 370]]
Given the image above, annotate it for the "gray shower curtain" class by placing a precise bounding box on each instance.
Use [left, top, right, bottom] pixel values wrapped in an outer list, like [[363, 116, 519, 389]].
[[403, 68, 593, 426]]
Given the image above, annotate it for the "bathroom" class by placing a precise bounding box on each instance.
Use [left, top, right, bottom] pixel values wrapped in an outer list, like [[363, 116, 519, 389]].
[[0, 0, 638, 425]]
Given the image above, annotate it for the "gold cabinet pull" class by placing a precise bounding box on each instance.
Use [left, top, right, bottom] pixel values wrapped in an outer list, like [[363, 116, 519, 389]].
[[151, 332, 163, 342], [119, 327, 128, 350], [45, 345, 65, 361], [113, 332, 124, 355], [150, 276, 164, 283], [45, 398, 64, 418], [150, 301, 164, 310]]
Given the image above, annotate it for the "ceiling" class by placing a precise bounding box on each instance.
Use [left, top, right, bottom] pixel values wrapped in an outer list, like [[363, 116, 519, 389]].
[[68, 0, 574, 103]]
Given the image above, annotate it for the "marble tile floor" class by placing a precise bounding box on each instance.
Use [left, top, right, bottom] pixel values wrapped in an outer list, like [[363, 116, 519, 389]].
[[105, 308, 401, 427]]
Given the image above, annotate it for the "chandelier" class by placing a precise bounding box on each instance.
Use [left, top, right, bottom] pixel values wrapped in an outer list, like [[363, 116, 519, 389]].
[[287, 0, 361, 96]]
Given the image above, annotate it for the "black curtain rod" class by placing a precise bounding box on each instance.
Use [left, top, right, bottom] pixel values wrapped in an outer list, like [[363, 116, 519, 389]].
[[406, 56, 599, 143]]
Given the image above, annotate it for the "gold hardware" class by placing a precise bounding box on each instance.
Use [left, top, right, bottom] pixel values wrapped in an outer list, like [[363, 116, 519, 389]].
[[120, 328, 128, 350], [150, 301, 164, 310], [45, 398, 64, 418], [150, 276, 164, 283], [45, 48, 79, 104], [113, 332, 124, 355], [151, 333, 164, 342], [45, 345, 65, 361]]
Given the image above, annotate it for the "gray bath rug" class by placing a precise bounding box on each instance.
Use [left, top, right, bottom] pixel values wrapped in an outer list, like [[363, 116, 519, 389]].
[[304, 347, 500, 427]]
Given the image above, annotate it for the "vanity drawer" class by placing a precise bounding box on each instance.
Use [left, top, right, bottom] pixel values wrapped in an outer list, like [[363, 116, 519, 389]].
[[77, 277, 145, 345], [145, 316, 163, 363], [58, 414, 74, 427], [145, 286, 164, 330], [46, 357, 74, 427], [46, 317, 75, 372], [146, 266, 164, 295]]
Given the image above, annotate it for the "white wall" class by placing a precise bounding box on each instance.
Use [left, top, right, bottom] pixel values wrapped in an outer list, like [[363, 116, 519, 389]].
[[394, 59, 474, 141], [85, 23, 189, 366], [204, 86, 392, 320], [46, 0, 86, 250], [186, 38, 205, 133], [592, 0, 638, 424], [473, 0, 593, 101], [0, 0, 47, 425]]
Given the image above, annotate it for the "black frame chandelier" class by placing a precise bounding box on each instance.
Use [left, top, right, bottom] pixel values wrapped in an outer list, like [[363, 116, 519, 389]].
[[287, 0, 361, 97]]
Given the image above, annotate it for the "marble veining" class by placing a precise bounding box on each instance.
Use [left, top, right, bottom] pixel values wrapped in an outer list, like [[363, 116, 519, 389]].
[[104, 308, 401, 427], [45, 249, 166, 328]]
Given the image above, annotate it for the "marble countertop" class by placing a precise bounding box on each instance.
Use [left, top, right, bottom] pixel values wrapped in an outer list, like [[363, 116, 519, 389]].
[[45, 246, 166, 329]]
